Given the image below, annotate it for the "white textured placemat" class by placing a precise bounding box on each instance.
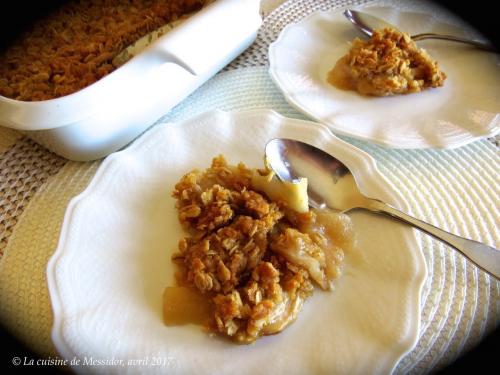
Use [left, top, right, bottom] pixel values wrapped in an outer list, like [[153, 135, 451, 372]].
[[162, 67, 500, 371], [0, 0, 498, 373], [1, 65, 498, 374], [148, 67, 500, 374]]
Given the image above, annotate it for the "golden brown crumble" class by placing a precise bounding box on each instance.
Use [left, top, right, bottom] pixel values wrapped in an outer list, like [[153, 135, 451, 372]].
[[168, 155, 355, 343], [328, 27, 446, 96], [0, 0, 205, 101]]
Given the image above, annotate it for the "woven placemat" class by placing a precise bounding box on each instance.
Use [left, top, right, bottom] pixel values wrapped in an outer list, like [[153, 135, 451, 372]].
[[158, 66, 500, 374], [1, 64, 498, 373], [0, 0, 498, 373]]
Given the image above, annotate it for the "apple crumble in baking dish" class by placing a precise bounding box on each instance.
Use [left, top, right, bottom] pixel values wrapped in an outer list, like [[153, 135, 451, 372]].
[[0, 0, 206, 101], [328, 27, 446, 96], [164, 155, 356, 343]]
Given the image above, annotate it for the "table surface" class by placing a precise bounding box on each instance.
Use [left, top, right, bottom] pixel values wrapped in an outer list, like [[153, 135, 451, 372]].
[[0, 0, 498, 373]]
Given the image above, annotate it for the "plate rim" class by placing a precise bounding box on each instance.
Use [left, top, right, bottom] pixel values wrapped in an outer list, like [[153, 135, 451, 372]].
[[47, 108, 427, 373], [268, 6, 500, 149]]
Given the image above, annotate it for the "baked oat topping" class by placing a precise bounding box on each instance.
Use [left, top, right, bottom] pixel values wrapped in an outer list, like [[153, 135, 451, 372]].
[[166, 155, 355, 343], [0, 0, 205, 101], [328, 27, 446, 96]]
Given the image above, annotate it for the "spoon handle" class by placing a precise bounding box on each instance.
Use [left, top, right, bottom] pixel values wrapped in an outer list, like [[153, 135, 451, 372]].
[[411, 33, 496, 52], [367, 200, 500, 279]]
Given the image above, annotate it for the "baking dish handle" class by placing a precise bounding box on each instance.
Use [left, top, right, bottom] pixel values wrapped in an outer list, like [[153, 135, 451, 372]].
[[146, 0, 262, 76]]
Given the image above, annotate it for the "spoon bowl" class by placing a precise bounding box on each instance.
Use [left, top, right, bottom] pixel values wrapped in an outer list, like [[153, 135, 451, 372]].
[[344, 9, 496, 52], [265, 138, 500, 279], [265, 138, 368, 211]]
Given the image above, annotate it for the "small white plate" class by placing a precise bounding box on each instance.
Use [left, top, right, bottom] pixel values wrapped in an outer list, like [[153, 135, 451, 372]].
[[268, 6, 500, 149], [47, 109, 426, 374]]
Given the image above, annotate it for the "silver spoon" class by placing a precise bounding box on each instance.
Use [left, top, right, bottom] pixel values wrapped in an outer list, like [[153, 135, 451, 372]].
[[344, 9, 496, 52], [265, 138, 500, 279]]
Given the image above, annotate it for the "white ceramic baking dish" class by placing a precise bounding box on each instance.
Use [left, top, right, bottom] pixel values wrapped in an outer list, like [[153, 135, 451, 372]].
[[0, 0, 261, 161]]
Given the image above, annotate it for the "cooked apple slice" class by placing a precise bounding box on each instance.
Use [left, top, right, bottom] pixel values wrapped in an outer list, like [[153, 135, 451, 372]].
[[251, 170, 308, 213]]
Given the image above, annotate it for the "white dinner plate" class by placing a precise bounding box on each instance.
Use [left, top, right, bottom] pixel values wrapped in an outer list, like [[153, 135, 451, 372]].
[[268, 6, 500, 149], [47, 109, 426, 374]]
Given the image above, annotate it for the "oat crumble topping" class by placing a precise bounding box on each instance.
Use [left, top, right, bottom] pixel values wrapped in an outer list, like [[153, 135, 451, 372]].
[[0, 0, 205, 101], [328, 27, 446, 96], [168, 155, 355, 343]]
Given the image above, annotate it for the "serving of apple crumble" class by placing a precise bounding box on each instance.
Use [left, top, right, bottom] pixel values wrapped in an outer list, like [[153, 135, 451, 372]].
[[165, 155, 355, 343], [328, 27, 446, 96]]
